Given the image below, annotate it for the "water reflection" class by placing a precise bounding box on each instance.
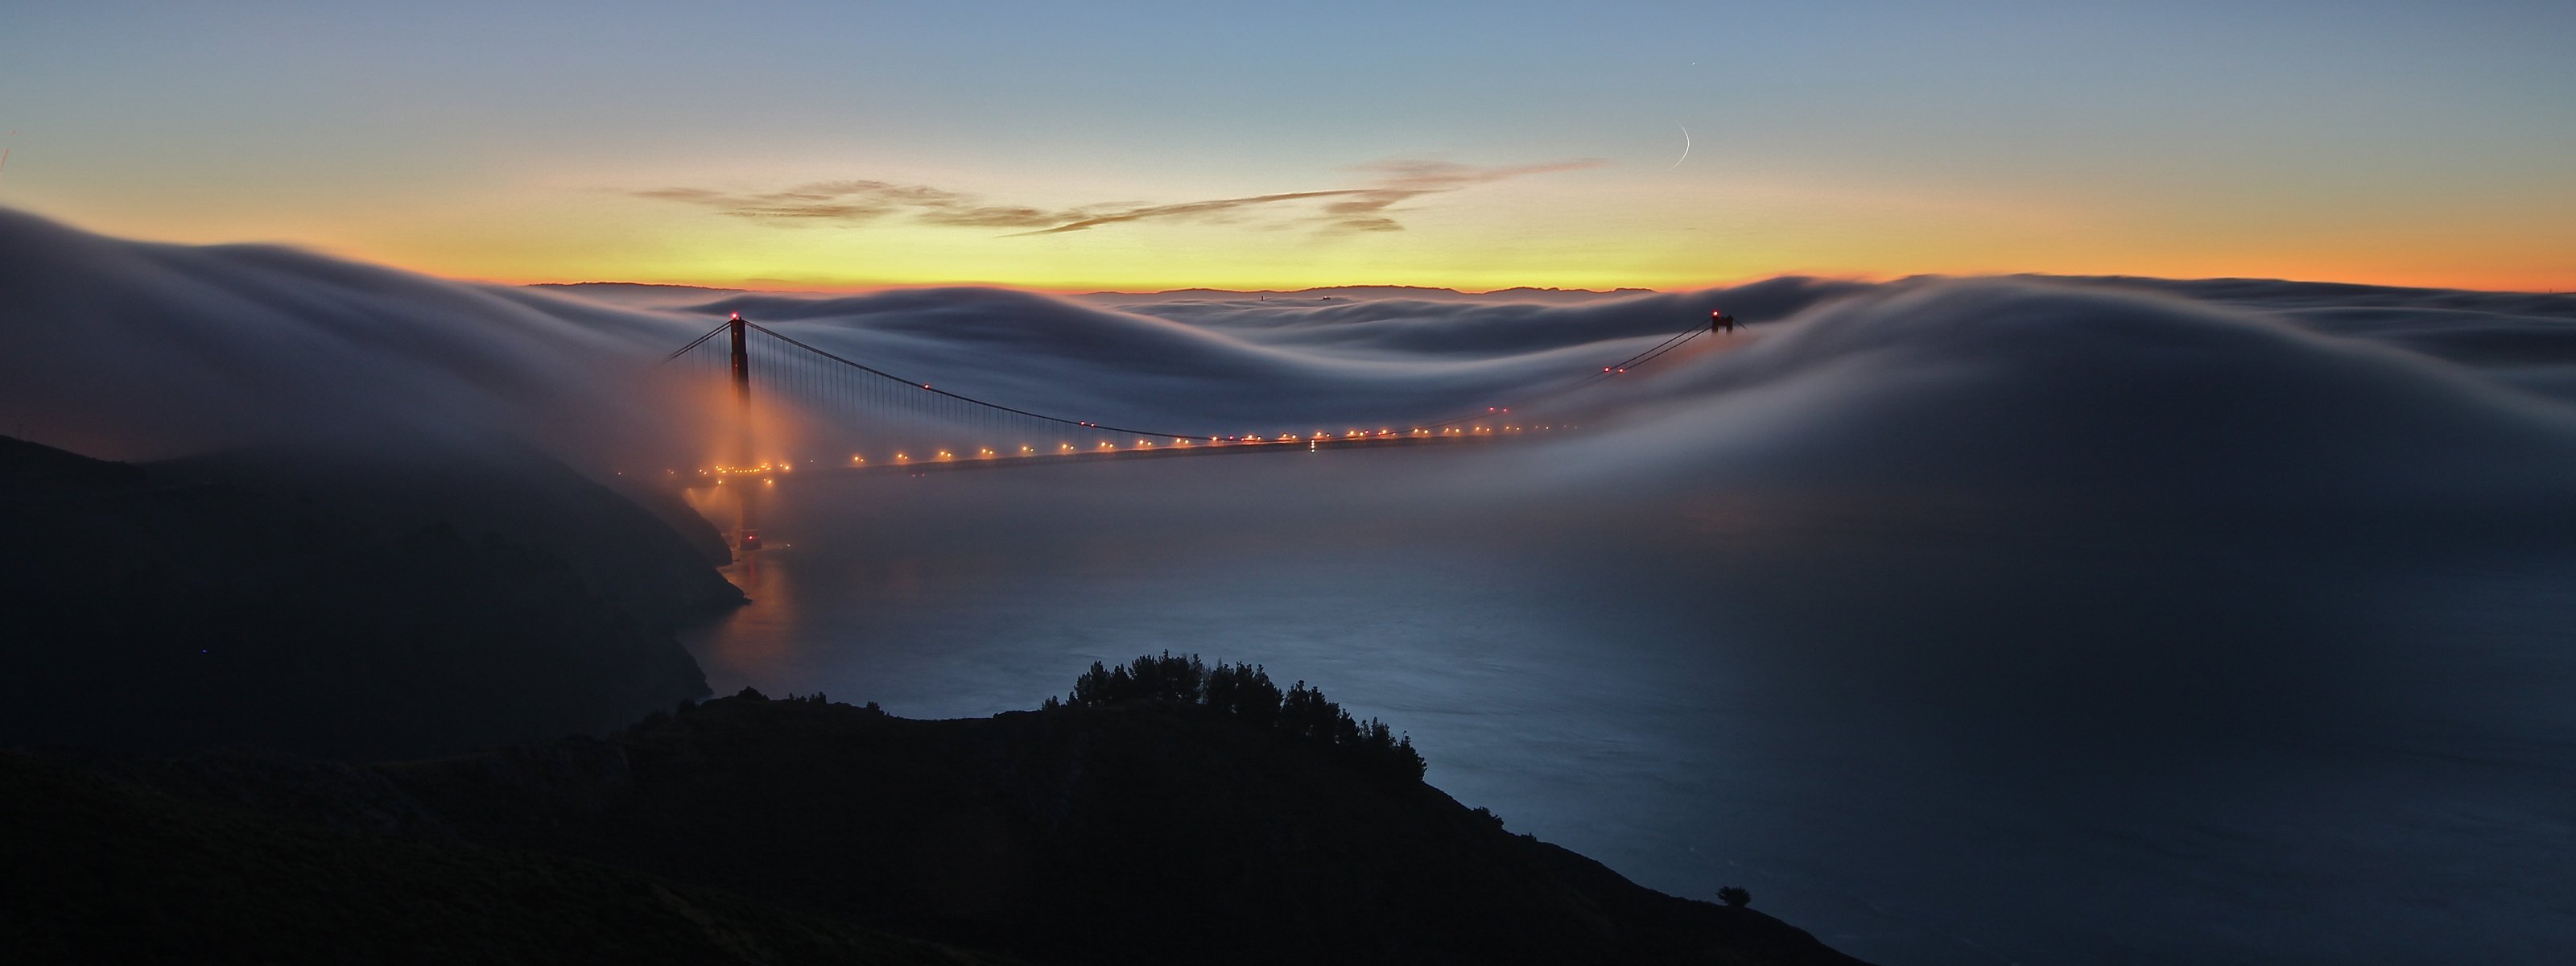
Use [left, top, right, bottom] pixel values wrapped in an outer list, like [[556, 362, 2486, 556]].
[[697, 551, 804, 684]]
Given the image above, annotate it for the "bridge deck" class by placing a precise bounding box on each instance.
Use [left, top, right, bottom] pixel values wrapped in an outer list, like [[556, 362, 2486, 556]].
[[680, 431, 1531, 489]]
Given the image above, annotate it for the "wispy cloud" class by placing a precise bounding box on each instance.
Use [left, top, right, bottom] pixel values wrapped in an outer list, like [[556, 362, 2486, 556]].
[[1300, 159, 1607, 235], [630, 159, 1604, 237]]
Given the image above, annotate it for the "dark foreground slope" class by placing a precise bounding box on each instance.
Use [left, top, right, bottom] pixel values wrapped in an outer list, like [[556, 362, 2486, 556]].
[[7, 691, 1864, 964], [387, 691, 1866, 966], [0, 436, 717, 758], [0, 753, 1004, 965]]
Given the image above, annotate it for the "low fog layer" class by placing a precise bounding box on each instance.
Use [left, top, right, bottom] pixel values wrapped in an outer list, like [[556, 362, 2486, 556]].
[[12, 205, 2574, 505], [11, 206, 2575, 505]]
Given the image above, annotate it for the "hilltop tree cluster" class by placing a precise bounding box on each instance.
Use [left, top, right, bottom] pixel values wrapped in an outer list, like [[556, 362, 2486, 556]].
[[1044, 652, 1428, 785]]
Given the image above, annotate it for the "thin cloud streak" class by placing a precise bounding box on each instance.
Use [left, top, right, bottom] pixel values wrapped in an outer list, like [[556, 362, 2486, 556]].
[[1307, 159, 1607, 235], [631, 159, 1605, 237], [1005, 189, 1368, 236]]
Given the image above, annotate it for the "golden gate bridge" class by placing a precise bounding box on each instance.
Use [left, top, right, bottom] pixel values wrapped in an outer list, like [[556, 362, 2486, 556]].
[[661, 309, 1736, 549]]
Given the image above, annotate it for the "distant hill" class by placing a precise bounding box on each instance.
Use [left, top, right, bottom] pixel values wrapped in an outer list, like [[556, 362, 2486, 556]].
[[527, 281, 745, 294], [526, 281, 1661, 308], [1079, 285, 1660, 306], [525, 282, 749, 307]]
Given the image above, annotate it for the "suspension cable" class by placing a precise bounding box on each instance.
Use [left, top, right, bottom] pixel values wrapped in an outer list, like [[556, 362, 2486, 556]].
[[660, 321, 733, 362], [742, 322, 1213, 441]]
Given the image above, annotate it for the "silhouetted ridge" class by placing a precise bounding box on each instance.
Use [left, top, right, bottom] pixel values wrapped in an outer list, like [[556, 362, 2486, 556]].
[[365, 679, 1866, 964], [1045, 651, 1425, 784], [10, 653, 1867, 964], [0, 752, 1004, 964], [0, 436, 718, 760]]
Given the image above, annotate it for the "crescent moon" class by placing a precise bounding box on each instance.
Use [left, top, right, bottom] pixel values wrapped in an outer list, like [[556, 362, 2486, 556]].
[[1670, 124, 1690, 170]]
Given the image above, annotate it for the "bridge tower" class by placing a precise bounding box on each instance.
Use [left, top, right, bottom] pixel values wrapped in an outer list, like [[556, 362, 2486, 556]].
[[727, 312, 761, 551], [729, 312, 752, 408]]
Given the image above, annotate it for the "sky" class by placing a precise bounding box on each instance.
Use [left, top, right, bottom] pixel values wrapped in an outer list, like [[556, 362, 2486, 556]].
[[2, 0, 2570, 292]]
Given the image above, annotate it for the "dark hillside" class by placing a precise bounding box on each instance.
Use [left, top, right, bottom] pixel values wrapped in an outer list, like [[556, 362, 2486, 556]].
[[0, 436, 714, 758], [7, 669, 1867, 964], [390, 691, 1868, 966], [0, 752, 1005, 965], [162, 440, 745, 628]]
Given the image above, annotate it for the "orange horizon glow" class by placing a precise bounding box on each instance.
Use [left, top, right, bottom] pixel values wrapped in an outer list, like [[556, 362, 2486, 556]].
[[14, 196, 2567, 298]]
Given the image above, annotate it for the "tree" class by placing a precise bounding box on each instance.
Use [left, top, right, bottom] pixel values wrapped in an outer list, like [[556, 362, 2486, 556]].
[[1043, 655, 1426, 785], [1716, 886, 1751, 908]]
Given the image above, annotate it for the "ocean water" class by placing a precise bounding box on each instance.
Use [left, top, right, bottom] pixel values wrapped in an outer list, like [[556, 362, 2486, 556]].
[[683, 448, 2576, 965]]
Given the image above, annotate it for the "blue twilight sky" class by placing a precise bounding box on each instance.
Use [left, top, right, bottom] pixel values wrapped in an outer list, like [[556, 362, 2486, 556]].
[[2, 0, 2570, 290]]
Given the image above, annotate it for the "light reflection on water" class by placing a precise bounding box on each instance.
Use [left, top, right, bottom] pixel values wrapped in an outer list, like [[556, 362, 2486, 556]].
[[681, 451, 2576, 966]]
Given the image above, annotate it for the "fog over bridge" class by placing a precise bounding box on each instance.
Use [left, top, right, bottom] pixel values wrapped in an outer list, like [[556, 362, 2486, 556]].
[[662, 310, 1732, 549]]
